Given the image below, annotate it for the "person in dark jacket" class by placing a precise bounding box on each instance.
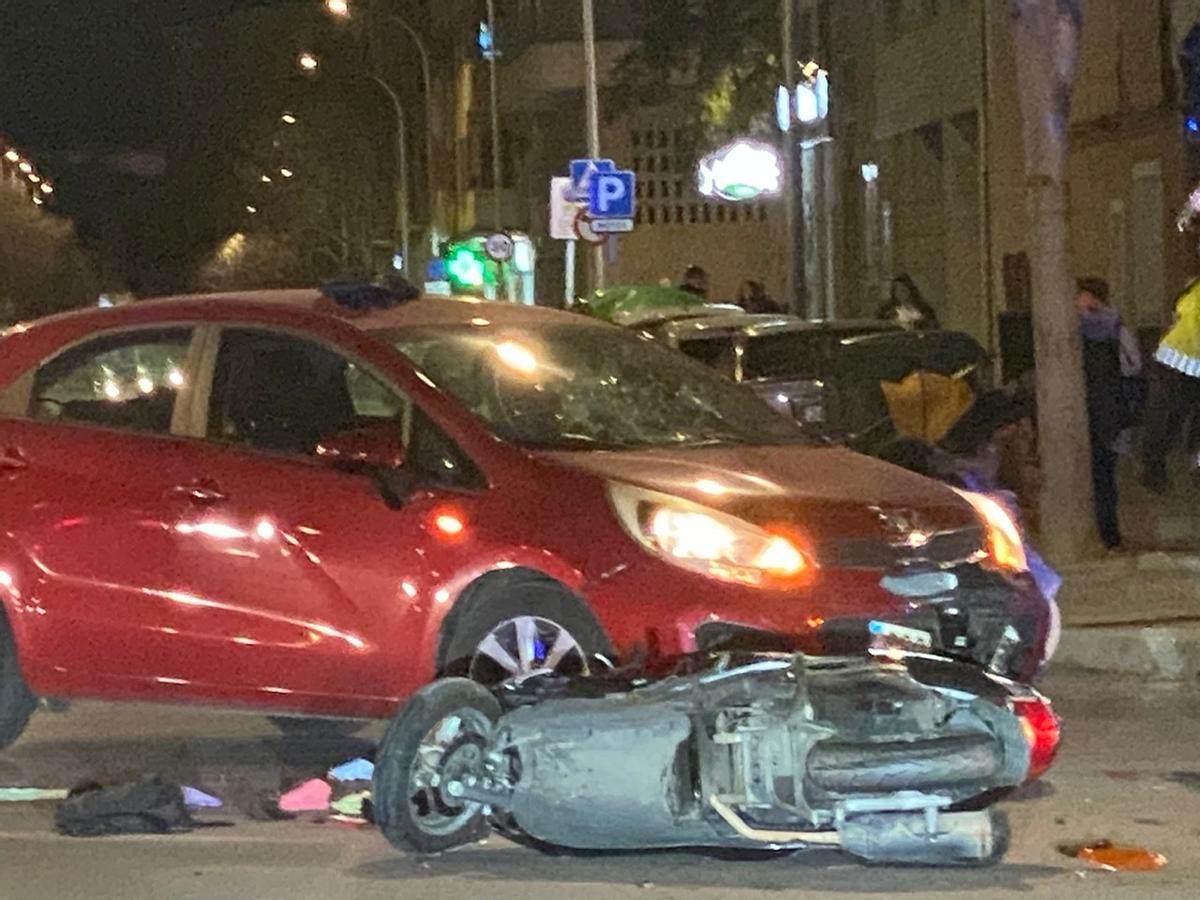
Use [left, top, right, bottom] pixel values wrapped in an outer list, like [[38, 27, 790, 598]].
[[679, 265, 709, 299], [736, 279, 783, 314], [876, 274, 940, 330], [1077, 277, 1141, 550]]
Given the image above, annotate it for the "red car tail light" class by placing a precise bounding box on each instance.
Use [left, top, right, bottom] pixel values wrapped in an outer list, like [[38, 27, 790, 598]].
[[1011, 695, 1060, 781]]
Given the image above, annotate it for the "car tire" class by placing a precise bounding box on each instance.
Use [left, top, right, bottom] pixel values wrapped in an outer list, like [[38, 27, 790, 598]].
[[373, 678, 502, 854], [440, 573, 613, 683], [0, 615, 36, 751], [269, 717, 364, 739]]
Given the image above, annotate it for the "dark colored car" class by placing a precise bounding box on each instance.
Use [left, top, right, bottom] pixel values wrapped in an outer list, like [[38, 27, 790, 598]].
[[640, 313, 992, 456]]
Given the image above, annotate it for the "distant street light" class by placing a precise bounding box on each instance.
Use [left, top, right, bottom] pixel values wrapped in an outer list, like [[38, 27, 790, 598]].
[[279, 167, 294, 179], [27, 173, 40, 184], [298, 52, 320, 72], [40, 183, 53, 194], [3, 150, 18, 163], [18, 161, 32, 174], [246, 205, 258, 214], [32, 196, 43, 206], [260, 174, 273, 183], [281, 112, 298, 125], [324, 0, 350, 18]]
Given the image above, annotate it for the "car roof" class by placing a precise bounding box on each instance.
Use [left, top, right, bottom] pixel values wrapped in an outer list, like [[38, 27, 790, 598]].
[[5, 289, 603, 340], [617, 304, 744, 327], [663, 314, 899, 340]]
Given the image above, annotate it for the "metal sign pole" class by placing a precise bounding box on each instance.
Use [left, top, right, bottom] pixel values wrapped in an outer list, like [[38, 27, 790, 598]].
[[582, 0, 606, 292], [565, 239, 577, 306]]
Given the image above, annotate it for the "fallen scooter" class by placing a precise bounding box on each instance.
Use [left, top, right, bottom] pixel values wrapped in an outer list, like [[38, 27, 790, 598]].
[[371, 650, 1057, 866]]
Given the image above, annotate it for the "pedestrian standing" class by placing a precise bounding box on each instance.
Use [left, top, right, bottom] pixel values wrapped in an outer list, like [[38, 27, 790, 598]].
[[876, 274, 940, 330], [1077, 278, 1141, 550], [735, 279, 783, 314], [679, 265, 709, 299], [1141, 279, 1200, 492]]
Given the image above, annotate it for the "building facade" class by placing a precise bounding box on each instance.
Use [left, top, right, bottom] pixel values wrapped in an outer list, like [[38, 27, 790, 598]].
[[440, 0, 1197, 344]]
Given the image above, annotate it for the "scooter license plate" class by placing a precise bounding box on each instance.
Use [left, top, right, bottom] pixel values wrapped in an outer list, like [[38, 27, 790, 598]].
[[868, 620, 933, 655]]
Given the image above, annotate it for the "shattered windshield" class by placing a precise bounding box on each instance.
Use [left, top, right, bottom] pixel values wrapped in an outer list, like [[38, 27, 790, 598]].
[[385, 323, 813, 450]]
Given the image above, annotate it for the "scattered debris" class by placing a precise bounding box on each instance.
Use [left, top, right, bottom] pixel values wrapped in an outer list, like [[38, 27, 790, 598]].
[[328, 758, 374, 783], [328, 814, 369, 828], [1133, 818, 1166, 827], [1102, 770, 1139, 781], [278, 778, 331, 813], [1165, 771, 1200, 792], [331, 790, 369, 818], [1054, 817, 1067, 826], [1060, 840, 1168, 872], [0, 787, 69, 802], [55, 778, 197, 837], [182, 787, 223, 809]]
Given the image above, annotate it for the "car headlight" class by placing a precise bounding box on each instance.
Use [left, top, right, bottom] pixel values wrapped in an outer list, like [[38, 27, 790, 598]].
[[953, 489, 1028, 573], [608, 482, 813, 587]]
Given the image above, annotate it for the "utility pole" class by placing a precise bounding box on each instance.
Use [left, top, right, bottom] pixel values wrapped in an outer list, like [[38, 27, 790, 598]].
[[781, 0, 805, 316], [583, 0, 605, 292], [486, 0, 503, 231]]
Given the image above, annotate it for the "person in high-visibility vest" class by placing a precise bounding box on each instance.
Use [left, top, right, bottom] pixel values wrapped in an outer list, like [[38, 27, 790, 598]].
[[1143, 184, 1200, 493]]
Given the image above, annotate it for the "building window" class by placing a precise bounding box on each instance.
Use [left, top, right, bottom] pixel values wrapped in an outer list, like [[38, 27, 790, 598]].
[[675, 205, 684, 223], [675, 180, 684, 198], [648, 207, 657, 225], [660, 154, 670, 171], [689, 204, 698, 223], [716, 206, 726, 223], [647, 181, 656, 199], [759, 205, 768, 222], [632, 156, 642, 172], [658, 131, 668, 148], [703, 204, 712, 223], [647, 156, 656, 173], [632, 132, 641, 149]]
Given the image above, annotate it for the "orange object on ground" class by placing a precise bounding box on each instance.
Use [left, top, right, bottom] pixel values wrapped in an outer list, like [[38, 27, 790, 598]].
[[1076, 841, 1167, 871]]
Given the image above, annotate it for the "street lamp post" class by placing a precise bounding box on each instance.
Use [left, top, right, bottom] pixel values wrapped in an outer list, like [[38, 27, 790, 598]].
[[486, 0, 502, 231], [369, 73, 412, 276], [298, 50, 411, 276], [582, 0, 605, 292], [326, 0, 440, 243]]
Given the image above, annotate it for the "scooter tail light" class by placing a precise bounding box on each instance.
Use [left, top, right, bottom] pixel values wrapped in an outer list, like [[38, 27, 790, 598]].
[[1012, 696, 1060, 781]]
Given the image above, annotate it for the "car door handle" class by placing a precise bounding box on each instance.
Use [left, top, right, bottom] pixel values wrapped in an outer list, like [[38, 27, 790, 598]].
[[0, 448, 29, 472], [168, 482, 228, 505]]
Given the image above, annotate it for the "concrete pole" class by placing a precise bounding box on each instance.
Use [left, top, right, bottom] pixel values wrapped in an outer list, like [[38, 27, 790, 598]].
[[782, 0, 803, 315], [486, 0, 503, 231], [583, 0, 606, 292]]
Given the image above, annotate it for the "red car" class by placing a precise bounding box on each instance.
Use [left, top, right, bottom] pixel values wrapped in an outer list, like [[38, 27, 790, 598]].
[[0, 287, 1051, 747]]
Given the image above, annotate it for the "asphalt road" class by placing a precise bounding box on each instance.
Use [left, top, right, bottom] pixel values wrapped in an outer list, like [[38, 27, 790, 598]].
[[0, 671, 1197, 899]]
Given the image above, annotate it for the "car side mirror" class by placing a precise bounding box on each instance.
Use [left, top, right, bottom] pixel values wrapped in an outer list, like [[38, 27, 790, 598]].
[[316, 422, 406, 472]]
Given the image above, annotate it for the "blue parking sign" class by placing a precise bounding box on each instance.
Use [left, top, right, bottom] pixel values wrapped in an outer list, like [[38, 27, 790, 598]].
[[588, 170, 636, 219], [569, 158, 614, 202]]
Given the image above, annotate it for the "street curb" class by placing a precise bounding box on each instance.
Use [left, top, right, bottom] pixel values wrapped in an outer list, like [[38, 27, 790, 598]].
[[1054, 623, 1200, 681]]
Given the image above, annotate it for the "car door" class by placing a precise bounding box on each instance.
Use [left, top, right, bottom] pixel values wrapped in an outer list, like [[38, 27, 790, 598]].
[[0, 325, 208, 695], [153, 326, 477, 712]]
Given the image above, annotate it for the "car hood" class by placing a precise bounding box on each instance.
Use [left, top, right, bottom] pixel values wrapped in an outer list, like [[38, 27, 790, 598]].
[[538, 445, 982, 550]]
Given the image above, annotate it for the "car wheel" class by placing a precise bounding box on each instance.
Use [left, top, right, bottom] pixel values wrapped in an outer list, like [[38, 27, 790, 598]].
[[0, 616, 36, 751], [441, 574, 612, 685], [269, 717, 364, 739], [373, 678, 501, 854]]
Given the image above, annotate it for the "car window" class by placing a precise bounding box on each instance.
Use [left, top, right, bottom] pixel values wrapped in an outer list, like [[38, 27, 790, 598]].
[[741, 332, 826, 380], [207, 329, 410, 457], [677, 336, 738, 379], [31, 328, 193, 435], [388, 323, 814, 451]]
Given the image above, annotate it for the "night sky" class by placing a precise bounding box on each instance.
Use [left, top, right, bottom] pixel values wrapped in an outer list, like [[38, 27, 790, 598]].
[[0, 0, 305, 289]]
